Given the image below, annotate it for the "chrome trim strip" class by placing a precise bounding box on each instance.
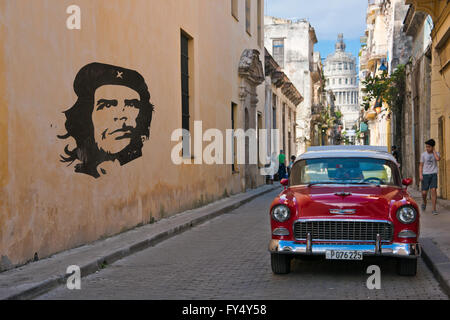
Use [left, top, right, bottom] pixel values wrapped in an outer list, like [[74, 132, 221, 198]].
[[329, 209, 356, 215], [269, 240, 421, 258], [290, 239, 392, 243], [294, 218, 393, 223]]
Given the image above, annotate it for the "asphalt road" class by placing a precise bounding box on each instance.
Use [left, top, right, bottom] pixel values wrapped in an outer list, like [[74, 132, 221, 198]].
[[38, 189, 448, 300]]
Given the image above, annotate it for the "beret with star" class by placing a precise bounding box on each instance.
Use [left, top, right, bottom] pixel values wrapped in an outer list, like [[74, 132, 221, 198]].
[[73, 62, 150, 101]]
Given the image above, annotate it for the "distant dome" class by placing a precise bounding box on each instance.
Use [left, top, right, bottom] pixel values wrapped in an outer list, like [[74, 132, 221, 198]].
[[323, 34, 359, 136]]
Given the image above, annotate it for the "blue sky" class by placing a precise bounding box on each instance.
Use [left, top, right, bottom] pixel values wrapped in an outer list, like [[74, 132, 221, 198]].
[[265, 0, 368, 62]]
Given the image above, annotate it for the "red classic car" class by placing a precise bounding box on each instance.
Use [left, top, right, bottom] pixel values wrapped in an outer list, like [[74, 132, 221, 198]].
[[269, 146, 421, 276]]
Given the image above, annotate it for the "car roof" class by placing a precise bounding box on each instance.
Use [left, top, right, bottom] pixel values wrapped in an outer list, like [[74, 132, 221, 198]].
[[296, 146, 398, 164]]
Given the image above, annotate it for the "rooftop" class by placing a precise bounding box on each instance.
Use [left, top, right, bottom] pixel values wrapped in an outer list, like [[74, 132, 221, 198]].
[[297, 146, 397, 164]]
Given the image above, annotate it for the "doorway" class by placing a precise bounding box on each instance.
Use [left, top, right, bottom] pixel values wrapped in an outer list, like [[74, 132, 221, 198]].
[[438, 116, 447, 198]]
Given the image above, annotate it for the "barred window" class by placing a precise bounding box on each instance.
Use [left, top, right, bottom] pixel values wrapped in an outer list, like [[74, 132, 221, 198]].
[[181, 32, 191, 157]]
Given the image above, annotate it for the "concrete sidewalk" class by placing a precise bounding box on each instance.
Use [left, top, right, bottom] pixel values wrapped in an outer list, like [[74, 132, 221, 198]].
[[0, 184, 279, 300], [409, 188, 450, 296]]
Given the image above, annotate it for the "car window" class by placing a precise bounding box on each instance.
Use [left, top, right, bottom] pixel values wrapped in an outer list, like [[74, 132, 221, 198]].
[[291, 157, 401, 186]]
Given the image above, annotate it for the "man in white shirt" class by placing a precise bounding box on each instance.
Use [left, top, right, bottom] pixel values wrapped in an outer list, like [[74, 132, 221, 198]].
[[419, 139, 441, 215]]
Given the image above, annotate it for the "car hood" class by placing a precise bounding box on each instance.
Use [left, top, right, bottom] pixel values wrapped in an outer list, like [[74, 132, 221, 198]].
[[288, 185, 404, 219]]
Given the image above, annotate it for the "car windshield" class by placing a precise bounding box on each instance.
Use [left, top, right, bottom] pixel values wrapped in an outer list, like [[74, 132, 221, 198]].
[[290, 157, 401, 187]]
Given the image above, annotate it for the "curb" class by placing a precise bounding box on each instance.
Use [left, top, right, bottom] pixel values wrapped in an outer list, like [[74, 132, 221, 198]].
[[3, 185, 279, 300], [408, 192, 450, 297], [419, 238, 450, 297]]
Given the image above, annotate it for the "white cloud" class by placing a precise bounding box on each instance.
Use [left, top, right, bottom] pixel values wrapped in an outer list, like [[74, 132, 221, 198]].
[[265, 0, 367, 40]]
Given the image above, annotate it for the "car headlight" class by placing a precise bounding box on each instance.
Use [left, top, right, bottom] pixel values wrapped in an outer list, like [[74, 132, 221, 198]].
[[396, 206, 417, 224], [271, 205, 291, 222]]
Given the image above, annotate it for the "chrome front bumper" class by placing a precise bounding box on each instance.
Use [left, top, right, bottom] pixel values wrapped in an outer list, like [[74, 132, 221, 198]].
[[269, 239, 421, 258]]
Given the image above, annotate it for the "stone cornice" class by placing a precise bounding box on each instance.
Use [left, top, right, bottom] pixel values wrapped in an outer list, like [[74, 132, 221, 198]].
[[405, 0, 442, 25], [264, 48, 304, 106], [406, 0, 449, 46], [403, 5, 427, 36], [238, 49, 265, 85]]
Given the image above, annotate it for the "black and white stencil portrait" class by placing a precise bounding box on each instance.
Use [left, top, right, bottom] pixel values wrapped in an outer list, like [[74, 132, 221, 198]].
[[58, 63, 154, 178]]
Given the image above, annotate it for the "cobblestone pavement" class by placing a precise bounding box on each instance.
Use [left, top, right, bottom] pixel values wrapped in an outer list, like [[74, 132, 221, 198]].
[[38, 189, 448, 300]]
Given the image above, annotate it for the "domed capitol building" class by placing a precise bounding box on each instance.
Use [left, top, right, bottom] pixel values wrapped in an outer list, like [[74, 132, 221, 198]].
[[324, 34, 359, 140]]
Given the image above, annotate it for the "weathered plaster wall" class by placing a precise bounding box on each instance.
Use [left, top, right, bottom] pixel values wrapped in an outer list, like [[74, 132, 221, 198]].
[[430, 43, 450, 199], [264, 17, 315, 154], [430, 7, 450, 199], [0, 0, 266, 268]]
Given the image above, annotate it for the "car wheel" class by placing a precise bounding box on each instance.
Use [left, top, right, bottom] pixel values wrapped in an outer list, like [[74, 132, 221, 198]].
[[271, 253, 291, 274], [397, 258, 417, 276]]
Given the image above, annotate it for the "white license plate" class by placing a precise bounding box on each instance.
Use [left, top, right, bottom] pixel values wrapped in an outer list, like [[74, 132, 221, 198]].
[[325, 250, 363, 260]]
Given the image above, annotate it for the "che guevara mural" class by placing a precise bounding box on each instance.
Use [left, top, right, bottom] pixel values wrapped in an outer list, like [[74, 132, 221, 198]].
[[58, 63, 154, 178]]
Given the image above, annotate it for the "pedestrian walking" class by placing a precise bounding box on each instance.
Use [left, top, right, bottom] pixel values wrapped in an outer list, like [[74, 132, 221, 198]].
[[278, 150, 286, 180], [419, 139, 441, 215]]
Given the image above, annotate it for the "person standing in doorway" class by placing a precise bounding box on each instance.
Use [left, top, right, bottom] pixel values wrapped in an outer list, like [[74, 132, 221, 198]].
[[287, 155, 296, 177], [420, 139, 441, 215], [278, 150, 286, 180], [391, 145, 399, 163]]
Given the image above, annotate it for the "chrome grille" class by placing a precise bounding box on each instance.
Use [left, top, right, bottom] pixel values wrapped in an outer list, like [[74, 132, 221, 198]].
[[293, 220, 393, 242]]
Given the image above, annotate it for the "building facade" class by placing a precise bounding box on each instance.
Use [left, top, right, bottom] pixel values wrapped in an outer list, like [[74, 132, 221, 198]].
[[264, 48, 303, 169], [359, 0, 393, 149], [405, 0, 450, 200], [324, 34, 360, 142], [359, 0, 449, 200], [0, 0, 268, 269], [402, 5, 433, 191], [264, 16, 320, 154]]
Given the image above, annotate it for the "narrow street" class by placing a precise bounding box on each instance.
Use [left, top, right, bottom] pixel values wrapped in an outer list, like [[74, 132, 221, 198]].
[[38, 189, 447, 300]]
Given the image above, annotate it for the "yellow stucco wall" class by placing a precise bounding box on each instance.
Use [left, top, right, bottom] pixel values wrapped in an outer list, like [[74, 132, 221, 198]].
[[430, 3, 450, 199], [408, 0, 450, 200], [0, 0, 266, 266], [0, 0, 9, 255]]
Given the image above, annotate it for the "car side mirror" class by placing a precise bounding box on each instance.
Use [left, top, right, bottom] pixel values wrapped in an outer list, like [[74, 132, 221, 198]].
[[280, 178, 289, 187], [402, 178, 413, 187]]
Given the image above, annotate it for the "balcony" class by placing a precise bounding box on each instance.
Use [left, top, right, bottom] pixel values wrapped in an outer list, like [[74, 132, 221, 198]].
[[370, 44, 388, 59]]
